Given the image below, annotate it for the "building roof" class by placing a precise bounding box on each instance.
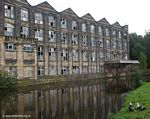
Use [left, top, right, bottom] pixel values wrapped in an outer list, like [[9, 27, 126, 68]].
[[61, 8, 78, 17], [81, 13, 95, 22], [98, 18, 110, 25], [112, 22, 122, 28]]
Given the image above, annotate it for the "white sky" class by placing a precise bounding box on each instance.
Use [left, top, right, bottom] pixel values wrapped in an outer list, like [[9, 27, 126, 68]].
[[29, 0, 150, 36]]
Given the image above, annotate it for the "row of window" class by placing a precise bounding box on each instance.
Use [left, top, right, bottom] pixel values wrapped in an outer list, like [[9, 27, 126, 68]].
[[4, 4, 127, 37], [5, 65, 105, 77], [5, 43, 128, 61]]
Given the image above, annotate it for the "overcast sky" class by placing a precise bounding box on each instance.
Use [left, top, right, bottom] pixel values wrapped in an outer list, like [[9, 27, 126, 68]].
[[29, 0, 150, 36]]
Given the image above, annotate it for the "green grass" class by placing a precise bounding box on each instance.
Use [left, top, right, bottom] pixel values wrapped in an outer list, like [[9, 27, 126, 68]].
[[111, 82, 150, 119]]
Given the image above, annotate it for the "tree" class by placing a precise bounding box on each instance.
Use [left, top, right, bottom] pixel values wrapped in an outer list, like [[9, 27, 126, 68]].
[[139, 52, 147, 70]]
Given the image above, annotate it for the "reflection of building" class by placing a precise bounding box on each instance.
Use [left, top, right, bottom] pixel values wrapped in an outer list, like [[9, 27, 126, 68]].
[[0, 0, 130, 79]]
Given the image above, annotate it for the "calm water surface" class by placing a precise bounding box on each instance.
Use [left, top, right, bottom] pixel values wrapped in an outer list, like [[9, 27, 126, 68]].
[[0, 79, 128, 119]]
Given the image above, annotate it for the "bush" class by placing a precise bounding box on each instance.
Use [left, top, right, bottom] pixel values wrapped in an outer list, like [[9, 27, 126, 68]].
[[0, 72, 17, 90]]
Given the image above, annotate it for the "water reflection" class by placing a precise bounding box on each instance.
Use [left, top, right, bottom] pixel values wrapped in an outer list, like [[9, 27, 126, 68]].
[[0, 80, 127, 119]]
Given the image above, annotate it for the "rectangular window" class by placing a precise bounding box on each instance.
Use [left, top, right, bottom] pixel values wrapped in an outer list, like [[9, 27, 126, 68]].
[[35, 13, 43, 24], [35, 29, 43, 41], [5, 43, 16, 51], [21, 9, 28, 21], [91, 37, 96, 46], [4, 23, 14, 36], [5, 67, 17, 76], [38, 47, 44, 60], [49, 48, 56, 61], [61, 49, 68, 61], [99, 38, 103, 48], [105, 52, 111, 61], [82, 23, 86, 32], [72, 66, 79, 74], [61, 18, 67, 29], [91, 25, 95, 33], [61, 32, 68, 43], [49, 31, 56, 42], [49, 16, 56, 27], [23, 44, 33, 52], [98, 27, 102, 35], [49, 66, 57, 75], [106, 40, 110, 49], [38, 67, 44, 76], [92, 65, 96, 73], [72, 34, 78, 44], [24, 67, 33, 78], [119, 31, 122, 38], [124, 32, 127, 39], [99, 65, 104, 73], [112, 40, 117, 49], [72, 49, 78, 61], [82, 50, 88, 61], [21, 26, 29, 37], [83, 66, 88, 74], [61, 66, 68, 75], [5, 4, 14, 19], [105, 28, 109, 36], [72, 21, 77, 30], [99, 51, 104, 58], [82, 35, 87, 45], [112, 30, 116, 37], [91, 51, 96, 61]]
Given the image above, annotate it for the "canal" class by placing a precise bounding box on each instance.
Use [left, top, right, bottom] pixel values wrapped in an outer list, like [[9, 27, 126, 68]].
[[0, 78, 129, 119]]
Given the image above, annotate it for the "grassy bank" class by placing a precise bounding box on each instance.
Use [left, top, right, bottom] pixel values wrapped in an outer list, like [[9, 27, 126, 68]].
[[111, 82, 150, 119]]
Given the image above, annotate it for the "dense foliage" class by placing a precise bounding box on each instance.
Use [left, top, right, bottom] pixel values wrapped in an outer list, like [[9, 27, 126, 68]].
[[0, 72, 17, 89], [129, 33, 150, 69]]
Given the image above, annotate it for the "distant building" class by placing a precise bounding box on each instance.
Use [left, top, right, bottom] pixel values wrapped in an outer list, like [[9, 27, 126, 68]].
[[0, 0, 129, 79]]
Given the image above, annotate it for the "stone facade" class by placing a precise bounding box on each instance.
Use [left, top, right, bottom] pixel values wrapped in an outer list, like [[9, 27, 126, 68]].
[[0, 0, 129, 79]]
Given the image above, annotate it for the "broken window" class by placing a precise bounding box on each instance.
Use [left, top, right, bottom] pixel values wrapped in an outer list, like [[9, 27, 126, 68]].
[[35, 13, 43, 24], [72, 34, 78, 44], [21, 26, 29, 37], [99, 65, 104, 73], [112, 40, 117, 49], [82, 35, 87, 45], [4, 23, 14, 36], [72, 66, 79, 74], [91, 25, 95, 33], [112, 30, 116, 37], [49, 30, 56, 42], [23, 44, 33, 51], [124, 32, 127, 39], [49, 47, 56, 61], [91, 51, 96, 61], [82, 23, 86, 32], [92, 65, 96, 73], [61, 49, 68, 61], [38, 46, 44, 60], [38, 66, 44, 76], [5, 67, 17, 76], [35, 29, 43, 41], [5, 4, 14, 19], [49, 16, 56, 27], [119, 41, 122, 49], [61, 32, 68, 43], [99, 38, 103, 48], [61, 66, 69, 75], [72, 21, 77, 30], [21, 9, 28, 21], [61, 18, 67, 28], [5, 43, 16, 51]]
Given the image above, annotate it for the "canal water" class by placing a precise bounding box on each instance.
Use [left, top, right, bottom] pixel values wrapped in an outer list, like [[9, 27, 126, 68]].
[[0, 79, 128, 119]]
